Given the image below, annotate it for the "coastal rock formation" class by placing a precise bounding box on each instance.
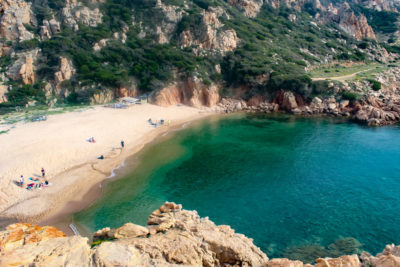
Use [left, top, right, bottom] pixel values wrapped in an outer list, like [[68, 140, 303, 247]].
[[1, 236, 91, 266], [314, 255, 360, 267], [361, 244, 400, 266], [150, 76, 220, 107], [1, 202, 400, 266], [0, 0, 34, 41], [0, 223, 65, 253]]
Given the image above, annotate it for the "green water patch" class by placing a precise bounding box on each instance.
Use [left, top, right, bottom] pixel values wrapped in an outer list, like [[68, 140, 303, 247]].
[[74, 114, 400, 263]]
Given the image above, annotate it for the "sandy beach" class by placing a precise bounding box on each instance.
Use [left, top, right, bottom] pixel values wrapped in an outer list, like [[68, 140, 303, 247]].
[[0, 103, 213, 229]]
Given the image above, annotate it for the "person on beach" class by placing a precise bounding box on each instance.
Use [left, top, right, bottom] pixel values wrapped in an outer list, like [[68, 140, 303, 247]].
[[98, 155, 104, 160], [121, 140, 124, 148], [19, 175, 24, 186], [41, 168, 45, 177]]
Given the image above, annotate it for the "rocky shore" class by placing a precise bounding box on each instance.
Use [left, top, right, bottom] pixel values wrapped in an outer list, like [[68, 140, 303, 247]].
[[0, 202, 398, 266], [215, 68, 400, 127]]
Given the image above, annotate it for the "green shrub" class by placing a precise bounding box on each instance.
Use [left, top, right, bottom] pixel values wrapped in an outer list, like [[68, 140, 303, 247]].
[[368, 79, 381, 91], [342, 91, 358, 101], [357, 42, 369, 49], [15, 39, 40, 51], [311, 80, 329, 96], [6, 83, 46, 106], [268, 73, 312, 96]]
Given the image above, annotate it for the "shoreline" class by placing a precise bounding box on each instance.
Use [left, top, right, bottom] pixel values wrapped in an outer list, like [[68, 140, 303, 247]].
[[0, 103, 217, 232], [39, 114, 218, 236]]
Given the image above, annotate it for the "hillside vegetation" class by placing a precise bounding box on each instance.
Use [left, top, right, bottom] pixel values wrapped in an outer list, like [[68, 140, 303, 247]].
[[0, 0, 399, 110]]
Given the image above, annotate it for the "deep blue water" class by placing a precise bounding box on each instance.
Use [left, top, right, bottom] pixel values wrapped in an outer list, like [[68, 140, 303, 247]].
[[75, 114, 400, 262]]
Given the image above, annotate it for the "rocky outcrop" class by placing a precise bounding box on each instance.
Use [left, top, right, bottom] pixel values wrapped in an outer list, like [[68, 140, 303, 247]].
[[337, 5, 376, 41], [0, 0, 34, 41], [265, 0, 377, 41], [54, 57, 75, 85], [228, 0, 264, 18], [40, 19, 61, 40], [53, 57, 75, 96], [62, 1, 103, 31], [6, 49, 39, 85], [0, 223, 65, 253], [93, 38, 109, 51], [0, 85, 8, 103], [361, 244, 400, 266], [154, 0, 186, 44], [91, 90, 114, 104], [150, 76, 220, 107], [1, 203, 400, 266], [354, 0, 400, 12], [18, 56, 35, 85], [179, 7, 238, 54], [1, 236, 91, 266]]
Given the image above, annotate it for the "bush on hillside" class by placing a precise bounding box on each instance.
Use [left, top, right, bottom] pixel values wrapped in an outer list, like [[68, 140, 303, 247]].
[[311, 80, 330, 96], [368, 79, 381, 91], [341, 91, 358, 101]]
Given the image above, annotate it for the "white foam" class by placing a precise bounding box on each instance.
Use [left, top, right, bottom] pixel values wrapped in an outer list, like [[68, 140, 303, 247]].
[[69, 223, 80, 236], [108, 160, 125, 178]]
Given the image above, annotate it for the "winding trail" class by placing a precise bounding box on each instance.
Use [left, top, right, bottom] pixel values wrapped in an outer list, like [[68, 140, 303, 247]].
[[312, 68, 374, 81]]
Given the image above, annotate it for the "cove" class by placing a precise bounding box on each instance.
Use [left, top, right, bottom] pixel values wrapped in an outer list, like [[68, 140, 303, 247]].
[[74, 113, 400, 262]]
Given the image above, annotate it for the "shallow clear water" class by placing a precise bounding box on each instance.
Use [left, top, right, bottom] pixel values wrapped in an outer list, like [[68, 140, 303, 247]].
[[75, 114, 400, 262]]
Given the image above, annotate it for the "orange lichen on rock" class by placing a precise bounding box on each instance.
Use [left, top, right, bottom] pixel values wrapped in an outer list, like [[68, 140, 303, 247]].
[[0, 223, 66, 253]]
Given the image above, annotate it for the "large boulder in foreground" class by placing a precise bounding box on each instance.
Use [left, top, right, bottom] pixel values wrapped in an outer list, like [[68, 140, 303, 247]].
[[94, 201, 269, 266], [0, 236, 91, 266], [1, 202, 400, 266], [0, 223, 66, 253]]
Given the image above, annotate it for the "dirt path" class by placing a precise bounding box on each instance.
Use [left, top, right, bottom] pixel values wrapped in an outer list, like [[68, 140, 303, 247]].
[[312, 68, 373, 81]]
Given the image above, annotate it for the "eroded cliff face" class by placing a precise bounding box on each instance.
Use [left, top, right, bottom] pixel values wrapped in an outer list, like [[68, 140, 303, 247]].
[[0, 0, 34, 42], [179, 7, 238, 54], [150, 76, 220, 107], [237, 0, 378, 41], [354, 0, 399, 12], [228, 0, 264, 18], [336, 3, 376, 41], [5, 49, 39, 85], [0, 202, 399, 266], [62, 0, 103, 31]]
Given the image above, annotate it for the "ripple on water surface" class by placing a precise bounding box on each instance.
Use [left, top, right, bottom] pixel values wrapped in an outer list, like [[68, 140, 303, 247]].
[[74, 114, 400, 262]]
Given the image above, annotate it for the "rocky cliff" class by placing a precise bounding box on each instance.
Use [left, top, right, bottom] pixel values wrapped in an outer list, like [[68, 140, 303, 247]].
[[0, 0, 398, 108], [0, 202, 399, 266], [0, 0, 34, 42]]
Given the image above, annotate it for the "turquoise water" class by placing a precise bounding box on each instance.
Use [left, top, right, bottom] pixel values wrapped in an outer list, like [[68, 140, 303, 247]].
[[75, 114, 400, 262]]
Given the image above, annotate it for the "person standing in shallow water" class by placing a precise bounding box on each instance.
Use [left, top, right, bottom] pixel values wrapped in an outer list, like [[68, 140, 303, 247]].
[[121, 140, 124, 148], [41, 168, 45, 177]]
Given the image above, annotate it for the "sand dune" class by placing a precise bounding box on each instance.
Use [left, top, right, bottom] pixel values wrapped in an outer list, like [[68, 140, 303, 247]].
[[0, 104, 212, 225]]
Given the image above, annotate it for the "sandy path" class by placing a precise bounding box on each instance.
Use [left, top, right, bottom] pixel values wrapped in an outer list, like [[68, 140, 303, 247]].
[[0, 104, 213, 224], [312, 68, 373, 81]]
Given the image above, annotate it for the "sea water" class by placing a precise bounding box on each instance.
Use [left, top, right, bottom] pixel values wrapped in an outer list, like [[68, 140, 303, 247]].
[[74, 114, 400, 262]]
